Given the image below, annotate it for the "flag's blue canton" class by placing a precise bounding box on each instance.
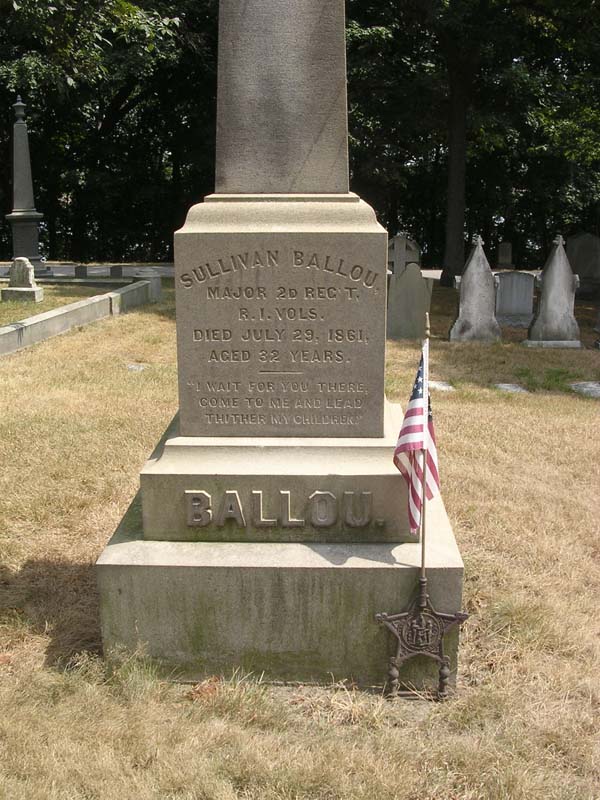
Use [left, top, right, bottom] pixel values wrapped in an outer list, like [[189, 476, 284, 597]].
[[410, 356, 425, 401]]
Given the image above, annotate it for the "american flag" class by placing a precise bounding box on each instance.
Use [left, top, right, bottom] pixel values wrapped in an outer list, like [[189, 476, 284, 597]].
[[393, 339, 441, 534]]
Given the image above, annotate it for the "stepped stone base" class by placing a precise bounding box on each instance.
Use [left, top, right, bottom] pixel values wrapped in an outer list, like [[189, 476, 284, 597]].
[[140, 405, 414, 544], [96, 493, 464, 688]]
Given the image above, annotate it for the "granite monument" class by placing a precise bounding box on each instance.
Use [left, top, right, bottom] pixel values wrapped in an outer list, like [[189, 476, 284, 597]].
[[97, 0, 464, 688], [525, 235, 581, 348], [5, 98, 46, 275], [449, 236, 501, 342]]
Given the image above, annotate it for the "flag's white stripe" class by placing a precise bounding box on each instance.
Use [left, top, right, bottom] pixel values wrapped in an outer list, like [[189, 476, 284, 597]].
[[397, 433, 425, 446]]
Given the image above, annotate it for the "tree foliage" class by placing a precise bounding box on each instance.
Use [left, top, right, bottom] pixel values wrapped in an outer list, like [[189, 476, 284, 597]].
[[0, 0, 599, 268]]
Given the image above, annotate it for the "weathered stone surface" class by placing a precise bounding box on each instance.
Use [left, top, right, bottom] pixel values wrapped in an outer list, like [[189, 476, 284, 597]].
[[497, 241, 513, 268], [0, 287, 43, 302], [388, 234, 421, 273], [566, 232, 600, 293], [140, 405, 411, 543], [495, 383, 529, 394], [570, 382, 600, 399], [495, 271, 535, 327], [5, 98, 45, 273], [9, 256, 36, 288], [97, 493, 464, 687], [527, 236, 580, 344], [1, 257, 43, 302], [387, 263, 432, 340], [175, 195, 387, 438], [449, 236, 501, 342], [215, 0, 348, 194], [97, 0, 467, 691]]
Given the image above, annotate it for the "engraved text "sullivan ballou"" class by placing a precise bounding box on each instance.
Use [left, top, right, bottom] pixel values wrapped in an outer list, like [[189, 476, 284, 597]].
[[179, 250, 379, 290]]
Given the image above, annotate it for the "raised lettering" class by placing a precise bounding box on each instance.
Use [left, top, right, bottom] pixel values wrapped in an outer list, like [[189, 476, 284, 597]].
[[280, 490, 304, 527], [214, 491, 246, 527], [309, 491, 337, 527], [186, 491, 212, 527], [343, 491, 373, 527], [251, 491, 277, 527]]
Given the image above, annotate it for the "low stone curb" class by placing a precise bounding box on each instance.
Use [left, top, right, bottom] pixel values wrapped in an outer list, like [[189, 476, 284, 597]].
[[0, 278, 161, 357]]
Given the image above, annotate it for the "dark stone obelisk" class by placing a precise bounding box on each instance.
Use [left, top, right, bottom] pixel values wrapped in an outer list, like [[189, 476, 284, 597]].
[[5, 97, 46, 274]]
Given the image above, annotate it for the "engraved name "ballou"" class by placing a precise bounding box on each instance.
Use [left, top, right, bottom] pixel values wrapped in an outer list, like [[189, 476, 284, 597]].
[[185, 490, 377, 529]]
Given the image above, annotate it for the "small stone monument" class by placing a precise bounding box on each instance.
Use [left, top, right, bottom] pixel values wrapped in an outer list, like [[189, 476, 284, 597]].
[[497, 241, 513, 269], [525, 235, 581, 348], [1, 257, 43, 302], [449, 236, 501, 342], [388, 234, 421, 273], [495, 271, 535, 327], [96, 0, 464, 690], [566, 232, 600, 295], [5, 97, 47, 275], [387, 263, 433, 339]]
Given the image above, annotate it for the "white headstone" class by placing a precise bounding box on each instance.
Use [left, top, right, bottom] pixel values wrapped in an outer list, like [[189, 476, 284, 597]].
[[9, 256, 36, 288], [1, 256, 43, 302], [449, 236, 501, 342], [387, 263, 432, 340], [495, 271, 535, 327]]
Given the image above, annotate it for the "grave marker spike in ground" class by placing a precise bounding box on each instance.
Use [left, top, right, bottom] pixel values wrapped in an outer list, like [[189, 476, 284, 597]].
[[96, 0, 466, 691]]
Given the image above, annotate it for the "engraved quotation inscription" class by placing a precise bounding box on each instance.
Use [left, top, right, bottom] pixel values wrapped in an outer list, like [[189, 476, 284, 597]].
[[178, 246, 384, 435]]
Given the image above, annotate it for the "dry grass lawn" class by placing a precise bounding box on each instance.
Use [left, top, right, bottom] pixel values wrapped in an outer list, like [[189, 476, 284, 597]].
[[0, 284, 103, 328], [0, 283, 598, 799]]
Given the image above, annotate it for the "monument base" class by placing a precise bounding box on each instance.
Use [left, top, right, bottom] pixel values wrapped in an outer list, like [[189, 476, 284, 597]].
[[1, 286, 43, 302], [96, 492, 464, 689], [140, 404, 415, 544], [522, 339, 582, 349]]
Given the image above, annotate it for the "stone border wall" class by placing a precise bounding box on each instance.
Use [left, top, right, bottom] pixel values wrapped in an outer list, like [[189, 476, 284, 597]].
[[0, 278, 161, 357]]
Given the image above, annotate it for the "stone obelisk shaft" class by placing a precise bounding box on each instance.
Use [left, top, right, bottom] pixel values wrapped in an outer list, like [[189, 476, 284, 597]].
[[215, 0, 349, 194], [12, 98, 36, 211], [6, 98, 45, 272]]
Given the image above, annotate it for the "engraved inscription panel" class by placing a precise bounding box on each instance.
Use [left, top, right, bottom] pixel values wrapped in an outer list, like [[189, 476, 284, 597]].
[[175, 234, 387, 437]]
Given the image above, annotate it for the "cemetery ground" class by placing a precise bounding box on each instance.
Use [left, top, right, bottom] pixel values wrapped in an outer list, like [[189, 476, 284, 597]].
[[0, 283, 598, 800], [0, 284, 103, 328]]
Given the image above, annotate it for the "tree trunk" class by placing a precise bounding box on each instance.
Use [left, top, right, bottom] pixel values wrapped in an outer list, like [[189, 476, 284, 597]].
[[440, 63, 469, 285]]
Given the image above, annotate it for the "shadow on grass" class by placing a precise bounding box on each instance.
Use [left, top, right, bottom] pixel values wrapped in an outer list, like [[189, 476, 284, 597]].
[[0, 559, 102, 667]]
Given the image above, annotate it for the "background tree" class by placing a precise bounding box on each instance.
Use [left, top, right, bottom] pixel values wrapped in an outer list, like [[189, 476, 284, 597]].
[[1, 0, 599, 268]]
